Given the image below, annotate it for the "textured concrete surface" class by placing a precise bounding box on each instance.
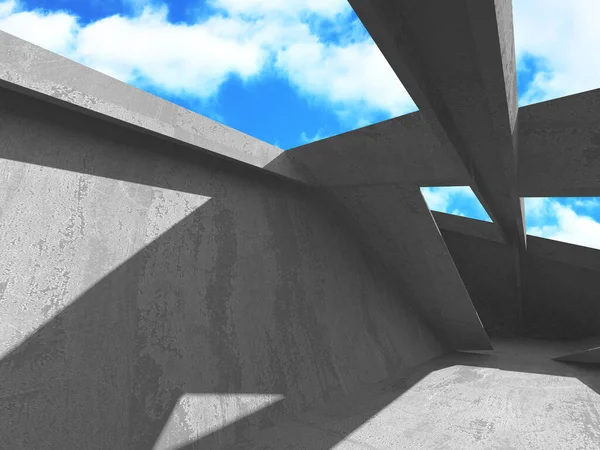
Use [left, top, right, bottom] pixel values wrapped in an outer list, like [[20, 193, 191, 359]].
[[434, 214, 600, 339], [230, 338, 600, 449], [440, 227, 521, 337], [283, 112, 470, 187], [348, 0, 524, 246], [519, 88, 600, 197], [3, 1, 600, 447], [556, 347, 600, 364], [322, 184, 491, 351], [0, 87, 445, 449], [432, 211, 505, 244], [522, 247, 600, 339], [0, 31, 309, 184], [554, 336, 600, 364], [527, 234, 600, 272]]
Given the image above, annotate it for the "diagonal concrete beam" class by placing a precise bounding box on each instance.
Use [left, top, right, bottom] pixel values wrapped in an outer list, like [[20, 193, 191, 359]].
[[322, 183, 492, 351], [284, 112, 471, 188], [348, 0, 525, 247], [518, 88, 600, 197]]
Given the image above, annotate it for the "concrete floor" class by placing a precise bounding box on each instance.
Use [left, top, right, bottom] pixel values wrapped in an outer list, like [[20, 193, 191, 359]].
[[230, 338, 600, 449]]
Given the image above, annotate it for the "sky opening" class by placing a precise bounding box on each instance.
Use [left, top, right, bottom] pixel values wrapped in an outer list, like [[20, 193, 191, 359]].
[[421, 187, 492, 222], [0, 0, 417, 149], [524, 197, 600, 249]]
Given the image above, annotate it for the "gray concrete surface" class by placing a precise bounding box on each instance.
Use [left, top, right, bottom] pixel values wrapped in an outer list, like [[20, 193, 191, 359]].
[[348, 0, 524, 246], [518, 87, 600, 197], [554, 336, 600, 364], [282, 112, 470, 187], [229, 338, 600, 449], [0, 86, 445, 449], [321, 184, 491, 351], [522, 247, 600, 339], [434, 214, 600, 340], [439, 227, 521, 338], [3, 0, 600, 448], [432, 211, 505, 244], [556, 347, 600, 364]]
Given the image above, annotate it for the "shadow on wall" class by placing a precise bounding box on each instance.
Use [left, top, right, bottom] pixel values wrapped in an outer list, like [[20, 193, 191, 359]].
[[1, 205, 360, 449], [0, 87, 442, 449]]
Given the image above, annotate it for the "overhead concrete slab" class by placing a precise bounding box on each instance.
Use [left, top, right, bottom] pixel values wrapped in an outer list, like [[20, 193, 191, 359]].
[[527, 234, 600, 272], [321, 183, 491, 351], [518, 88, 600, 197], [432, 211, 505, 244], [285, 112, 470, 187], [348, 0, 524, 246], [0, 30, 310, 184]]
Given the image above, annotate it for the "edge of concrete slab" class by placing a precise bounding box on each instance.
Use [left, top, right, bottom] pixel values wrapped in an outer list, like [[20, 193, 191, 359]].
[[0, 30, 311, 184]]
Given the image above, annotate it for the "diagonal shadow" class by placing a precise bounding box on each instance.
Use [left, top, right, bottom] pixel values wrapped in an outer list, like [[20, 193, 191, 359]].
[[184, 342, 600, 449], [215, 342, 600, 449], [0, 86, 446, 449]]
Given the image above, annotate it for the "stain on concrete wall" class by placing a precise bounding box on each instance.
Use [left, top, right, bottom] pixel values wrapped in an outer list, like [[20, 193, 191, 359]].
[[0, 88, 444, 449]]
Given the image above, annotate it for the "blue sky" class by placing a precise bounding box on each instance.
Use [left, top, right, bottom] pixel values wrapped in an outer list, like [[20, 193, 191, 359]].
[[1, 0, 600, 248]]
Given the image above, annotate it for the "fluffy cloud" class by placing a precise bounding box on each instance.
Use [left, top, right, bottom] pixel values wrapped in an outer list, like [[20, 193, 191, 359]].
[[525, 197, 600, 249], [0, 0, 78, 53], [208, 0, 350, 19], [276, 38, 414, 119], [0, 0, 413, 120], [299, 128, 327, 145], [420, 186, 479, 214], [513, 0, 600, 104], [73, 8, 270, 97]]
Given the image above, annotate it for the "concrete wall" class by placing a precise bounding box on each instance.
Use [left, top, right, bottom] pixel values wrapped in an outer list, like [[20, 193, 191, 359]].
[[0, 87, 444, 449], [522, 252, 600, 340], [439, 220, 600, 340], [440, 230, 521, 337]]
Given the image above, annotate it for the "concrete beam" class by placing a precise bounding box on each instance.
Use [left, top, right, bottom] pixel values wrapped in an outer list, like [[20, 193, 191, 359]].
[[0, 30, 309, 184], [518, 88, 600, 197], [283, 112, 470, 187], [323, 184, 492, 351], [348, 0, 524, 246], [432, 212, 505, 244], [527, 235, 600, 272]]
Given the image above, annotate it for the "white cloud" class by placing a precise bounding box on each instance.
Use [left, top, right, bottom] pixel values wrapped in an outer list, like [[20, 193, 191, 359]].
[[73, 7, 269, 97], [299, 128, 328, 145], [276, 38, 415, 119], [0, 0, 15, 16], [0, 0, 414, 123], [0, 1, 78, 54], [525, 198, 600, 249], [209, 0, 350, 19], [420, 186, 474, 213], [513, 0, 600, 104]]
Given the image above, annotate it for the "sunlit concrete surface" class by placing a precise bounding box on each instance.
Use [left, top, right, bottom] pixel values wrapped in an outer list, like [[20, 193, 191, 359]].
[[233, 339, 600, 449]]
